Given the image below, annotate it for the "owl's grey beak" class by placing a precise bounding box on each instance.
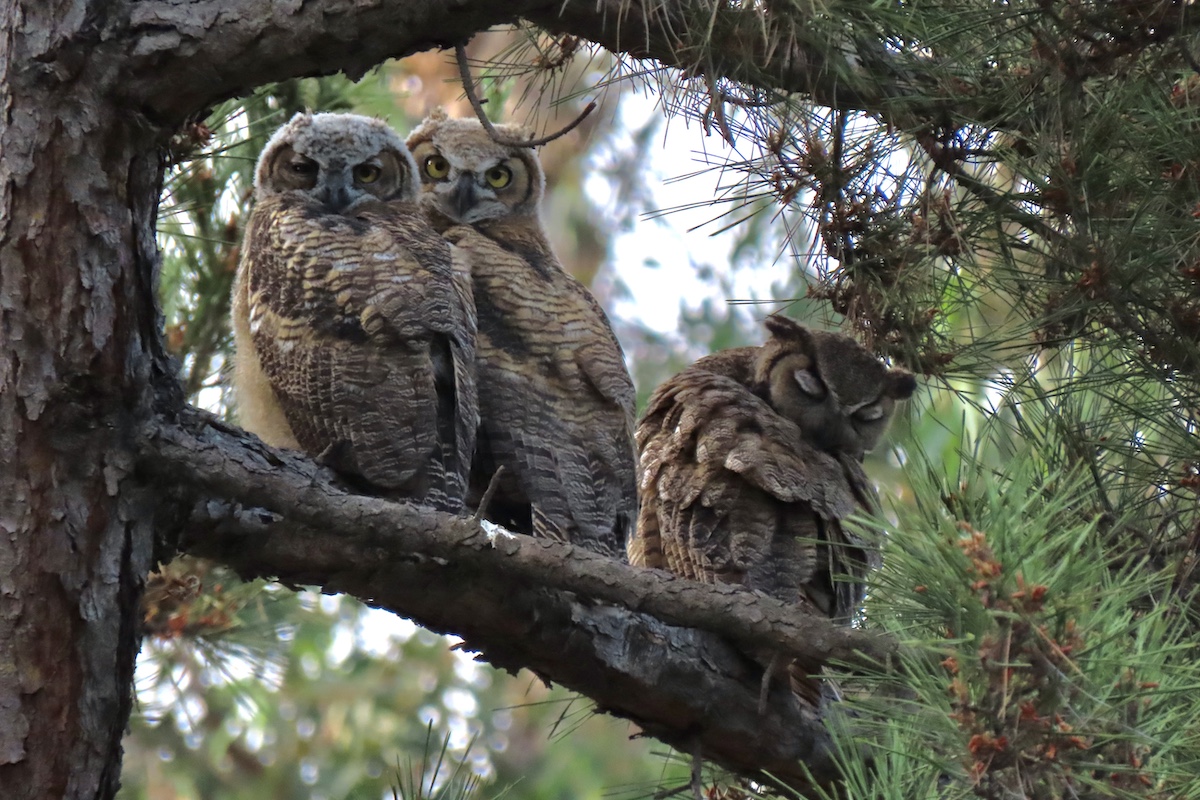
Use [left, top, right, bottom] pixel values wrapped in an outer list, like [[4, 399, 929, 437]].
[[319, 173, 354, 212], [452, 174, 478, 219]]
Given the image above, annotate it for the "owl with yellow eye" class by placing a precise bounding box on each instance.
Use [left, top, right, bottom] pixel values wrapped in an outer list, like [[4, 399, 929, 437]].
[[406, 110, 638, 561]]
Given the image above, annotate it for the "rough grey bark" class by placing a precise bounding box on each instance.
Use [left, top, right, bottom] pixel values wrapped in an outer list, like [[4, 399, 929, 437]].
[[0, 3, 179, 797], [120, 0, 927, 130], [0, 2, 917, 797]]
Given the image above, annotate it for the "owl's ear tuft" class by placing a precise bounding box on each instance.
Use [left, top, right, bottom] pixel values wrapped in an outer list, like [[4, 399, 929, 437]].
[[514, 124, 538, 145], [755, 315, 813, 388], [886, 369, 917, 399], [763, 314, 813, 346], [405, 108, 448, 149], [489, 122, 538, 147]]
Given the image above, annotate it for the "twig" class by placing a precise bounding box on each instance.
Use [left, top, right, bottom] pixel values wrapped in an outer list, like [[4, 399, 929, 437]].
[[1170, 518, 1200, 597], [691, 737, 704, 800], [997, 625, 1013, 723], [758, 652, 781, 715], [701, 73, 736, 147], [472, 465, 506, 523], [454, 43, 596, 148]]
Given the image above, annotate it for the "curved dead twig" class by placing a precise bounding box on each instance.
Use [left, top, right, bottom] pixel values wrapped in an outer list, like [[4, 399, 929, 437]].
[[454, 43, 596, 148]]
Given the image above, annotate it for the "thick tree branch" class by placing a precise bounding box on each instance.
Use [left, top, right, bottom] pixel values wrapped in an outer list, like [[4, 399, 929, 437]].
[[143, 410, 891, 667], [139, 407, 891, 789], [120, 0, 541, 125], [117, 0, 1200, 155], [119, 0, 933, 130], [529, 0, 892, 113]]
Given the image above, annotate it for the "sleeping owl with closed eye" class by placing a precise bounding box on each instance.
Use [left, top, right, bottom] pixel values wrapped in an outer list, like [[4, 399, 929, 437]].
[[232, 111, 478, 512], [405, 109, 637, 560], [632, 314, 916, 705]]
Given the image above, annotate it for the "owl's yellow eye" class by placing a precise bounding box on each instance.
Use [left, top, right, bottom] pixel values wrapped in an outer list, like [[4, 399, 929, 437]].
[[353, 163, 382, 184], [424, 155, 450, 180], [485, 165, 512, 189]]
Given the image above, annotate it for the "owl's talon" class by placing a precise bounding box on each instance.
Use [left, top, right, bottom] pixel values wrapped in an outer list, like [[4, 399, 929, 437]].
[[314, 439, 349, 469]]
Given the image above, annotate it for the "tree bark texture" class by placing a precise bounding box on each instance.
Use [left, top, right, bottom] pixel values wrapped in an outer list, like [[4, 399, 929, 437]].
[[0, 2, 917, 797], [0, 3, 180, 797]]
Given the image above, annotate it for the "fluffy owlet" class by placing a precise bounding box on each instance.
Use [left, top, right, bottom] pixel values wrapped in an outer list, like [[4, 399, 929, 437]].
[[232, 112, 478, 512], [405, 110, 637, 559], [632, 315, 916, 703]]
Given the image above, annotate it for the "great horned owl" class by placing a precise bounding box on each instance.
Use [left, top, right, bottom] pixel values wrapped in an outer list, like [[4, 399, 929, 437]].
[[405, 110, 636, 559], [232, 112, 478, 512], [632, 315, 915, 702]]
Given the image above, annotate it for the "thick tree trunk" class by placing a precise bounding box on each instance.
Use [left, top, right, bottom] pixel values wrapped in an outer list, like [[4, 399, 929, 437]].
[[0, 5, 176, 797]]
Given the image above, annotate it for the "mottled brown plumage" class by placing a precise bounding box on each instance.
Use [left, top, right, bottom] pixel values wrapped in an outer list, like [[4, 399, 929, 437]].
[[406, 111, 636, 558], [632, 315, 915, 703], [233, 113, 478, 512]]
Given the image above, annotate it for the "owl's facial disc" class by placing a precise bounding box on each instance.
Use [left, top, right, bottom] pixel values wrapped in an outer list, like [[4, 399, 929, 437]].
[[256, 113, 417, 206], [426, 169, 506, 224], [411, 141, 523, 223], [308, 152, 406, 211]]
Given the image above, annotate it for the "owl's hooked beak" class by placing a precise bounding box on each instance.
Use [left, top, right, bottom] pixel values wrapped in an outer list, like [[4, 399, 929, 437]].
[[318, 173, 355, 212], [451, 174, 479, 219]]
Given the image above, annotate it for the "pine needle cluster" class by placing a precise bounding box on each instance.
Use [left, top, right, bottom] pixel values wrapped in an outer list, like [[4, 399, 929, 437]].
[[821, 441, 1200, 799]]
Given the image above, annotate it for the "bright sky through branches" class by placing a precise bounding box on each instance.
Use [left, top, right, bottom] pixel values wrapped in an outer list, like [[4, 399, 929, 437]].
[[589, 93, 792, 334]]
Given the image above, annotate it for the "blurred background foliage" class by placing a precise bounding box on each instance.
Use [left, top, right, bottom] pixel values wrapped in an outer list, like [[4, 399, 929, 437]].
[[128, 4, 1200, 798]]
